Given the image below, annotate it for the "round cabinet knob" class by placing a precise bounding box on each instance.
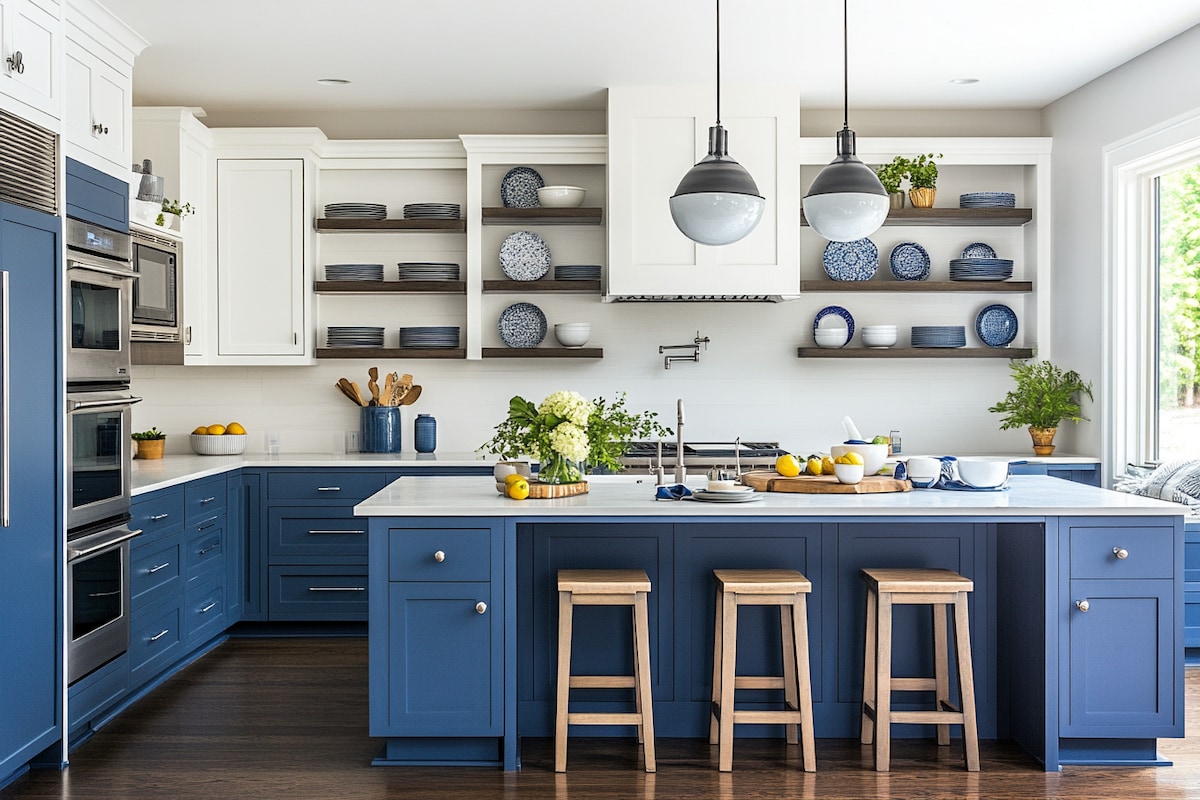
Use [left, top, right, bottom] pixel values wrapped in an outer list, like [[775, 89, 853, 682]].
[[1076, 599, 1090, 612], [1113, 546, 1129, 560], [433, 550, 445, 563], [475, 601, 488, 615]]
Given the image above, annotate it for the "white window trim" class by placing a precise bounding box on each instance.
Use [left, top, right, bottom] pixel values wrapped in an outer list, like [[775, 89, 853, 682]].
[[1104, 108, 1200, 473]]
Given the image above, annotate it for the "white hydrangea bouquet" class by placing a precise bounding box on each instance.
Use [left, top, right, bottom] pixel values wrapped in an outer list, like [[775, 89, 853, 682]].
[[481, 390, 670, 484]]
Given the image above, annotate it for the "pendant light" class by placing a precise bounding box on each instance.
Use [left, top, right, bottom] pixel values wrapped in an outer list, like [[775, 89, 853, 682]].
[[669, 0, 765, 246], [802, 0, 888, 242]]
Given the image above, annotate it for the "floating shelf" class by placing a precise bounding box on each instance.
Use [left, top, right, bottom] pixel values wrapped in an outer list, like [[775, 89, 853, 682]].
[[314, 281, 466, 294], [800, 208, 1032, 227], [482, 279, 601, 293], [482, 207, 603, 225], [798, 280, 1033, 293], [316, 348, 466, 359], [797, 347, 1035, 359], [482, 347, 603, 359], [315, 218, 466, 232]]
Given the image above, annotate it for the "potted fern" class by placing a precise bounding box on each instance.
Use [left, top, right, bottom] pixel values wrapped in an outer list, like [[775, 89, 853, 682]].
[[987, 360, 1093, 455], [906, 152, 943, 208], [874, 156, 910, 210], [131, 427, 167, 459]]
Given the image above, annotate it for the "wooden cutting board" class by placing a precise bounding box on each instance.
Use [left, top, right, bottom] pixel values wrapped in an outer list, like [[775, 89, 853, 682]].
[[526, 480, 589, 499], [740, 470, 911, 494]]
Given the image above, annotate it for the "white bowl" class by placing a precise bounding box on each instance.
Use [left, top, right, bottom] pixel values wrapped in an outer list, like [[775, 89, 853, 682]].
[[190, 433, 247, 455], [834, 462, 865, 485], [814, 327, 849, 348], [863, 329, 898, 348], [553, 323, 591, 348], [537, 186, 586, 208], [956, 457, 1010, 488], [830, 443, 888, 476], [862, 325, 898, 332]]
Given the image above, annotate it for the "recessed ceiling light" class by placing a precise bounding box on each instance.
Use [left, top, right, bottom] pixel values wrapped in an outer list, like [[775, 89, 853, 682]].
[[316, 78, 351, 86], [949, 78, 980, 85]]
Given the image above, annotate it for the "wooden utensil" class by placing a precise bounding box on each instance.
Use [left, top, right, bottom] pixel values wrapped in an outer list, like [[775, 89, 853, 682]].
[[368, 367, 380, 406], [400, 385, 422, 405], [349, 381, 368, 407], [336, 378, 363, 406], [383, 372, 394, 402]]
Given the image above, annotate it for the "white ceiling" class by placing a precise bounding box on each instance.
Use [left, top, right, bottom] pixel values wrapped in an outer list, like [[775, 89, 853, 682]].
[[102, 0, 1200, 115]]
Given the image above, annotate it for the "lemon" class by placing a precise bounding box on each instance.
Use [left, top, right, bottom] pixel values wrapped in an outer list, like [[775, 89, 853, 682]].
[[192, 426, 208, 435], [843, 451, 865, 466], [226, 422, 246, 435], [206, 424, 226, 436], [775, 454, 801, 477], [806, 456, 823, 476], [835, 455, 851, 465], [821, 455, 835, 474], [504, 473, 525, 487], [506, 477, 529, 500]]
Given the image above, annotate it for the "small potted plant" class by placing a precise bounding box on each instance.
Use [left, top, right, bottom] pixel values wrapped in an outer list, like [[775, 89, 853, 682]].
[[157, 199, 195, 231], [988, 360, 1093, 455], [906, 152, 943, 208], [131, 427, 167, 459], [874, 156, 910, 210]]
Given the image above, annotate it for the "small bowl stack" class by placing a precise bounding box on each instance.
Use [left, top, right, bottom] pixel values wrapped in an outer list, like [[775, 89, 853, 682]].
[[814, 327, 849, 348], [862, 325, 898, 348], [553, 322, 591, 348]]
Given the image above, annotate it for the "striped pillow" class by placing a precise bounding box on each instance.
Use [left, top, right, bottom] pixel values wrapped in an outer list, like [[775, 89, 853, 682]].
[[1114, 460, 1200, 508]]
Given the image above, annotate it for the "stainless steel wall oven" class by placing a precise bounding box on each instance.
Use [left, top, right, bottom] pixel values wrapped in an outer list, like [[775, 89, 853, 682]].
[[65, 216, 135, 384], [66, 519, 141, 684]]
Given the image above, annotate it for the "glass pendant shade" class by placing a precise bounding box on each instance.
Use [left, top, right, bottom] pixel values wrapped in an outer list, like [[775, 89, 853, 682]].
[[670, 125, 766, 246], [803, 128, 888, 242]]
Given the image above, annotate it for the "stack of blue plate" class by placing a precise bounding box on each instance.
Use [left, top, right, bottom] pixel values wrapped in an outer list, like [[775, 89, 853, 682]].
[[324, 202, 386, 219], [326, 326, 384, 348], [397, 262, 460, 281], [403, 203, 460, 220], [398, 326, 460, 349], [911, 325, 966, 348], [949, 258, 1014, 281], [554, 264, 601, 280], [325, 263, 383, 281], [959, 192, 1016, 208]]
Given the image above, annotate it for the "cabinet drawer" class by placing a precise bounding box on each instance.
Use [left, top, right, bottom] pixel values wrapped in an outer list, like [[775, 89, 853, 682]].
[[267, 470, 390, 503], [185, 518, 226, 584], [268, 566, 368, 621], [130, 532, 183, 607], [184, 577, 227, 649], [185, 475, 228, 522], [388, 528, 492, 582], [1068, 525, 1174, 579], [130, 488, 184, 537], [68, 653, 129, 734], [268, 507, 368, 562], [129, 598, 183, 689]]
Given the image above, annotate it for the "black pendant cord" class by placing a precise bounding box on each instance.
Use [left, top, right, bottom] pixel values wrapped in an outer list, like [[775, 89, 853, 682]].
[[842, 0, 849, 131], [715, 0, 722, 126]]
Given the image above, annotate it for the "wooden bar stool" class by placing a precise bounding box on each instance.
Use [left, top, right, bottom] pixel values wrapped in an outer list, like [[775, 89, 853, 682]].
[[555, 569, 655, 773], [709, 569, 816, 773], [860, 568, 979, 772]]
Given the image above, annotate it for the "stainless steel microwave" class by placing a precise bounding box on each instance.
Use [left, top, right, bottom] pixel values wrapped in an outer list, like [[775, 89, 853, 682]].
[[129, 225, 181, 343]]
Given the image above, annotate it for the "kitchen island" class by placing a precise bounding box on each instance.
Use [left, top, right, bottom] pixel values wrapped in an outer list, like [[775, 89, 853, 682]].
[[355, 475, 1186, 772]]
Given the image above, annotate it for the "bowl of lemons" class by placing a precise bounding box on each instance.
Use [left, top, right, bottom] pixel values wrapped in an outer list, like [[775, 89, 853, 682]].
[[191, 422, 248, 455]]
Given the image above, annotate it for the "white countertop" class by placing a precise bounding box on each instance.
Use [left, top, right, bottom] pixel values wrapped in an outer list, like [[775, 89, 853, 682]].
[[353, 474, 1182, 519]]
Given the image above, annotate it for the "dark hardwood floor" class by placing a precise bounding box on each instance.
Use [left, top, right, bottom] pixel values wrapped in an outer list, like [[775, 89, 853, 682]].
[[5, 637, 1200, 799]]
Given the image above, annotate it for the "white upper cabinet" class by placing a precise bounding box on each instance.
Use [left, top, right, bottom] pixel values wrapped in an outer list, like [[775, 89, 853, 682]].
[[606, 85, 800, 299], [62, 0, 146, 179], [0, 0, 61, 130]]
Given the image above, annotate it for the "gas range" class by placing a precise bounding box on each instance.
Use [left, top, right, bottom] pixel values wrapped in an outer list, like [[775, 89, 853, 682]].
[[618, 441, 788, 472]]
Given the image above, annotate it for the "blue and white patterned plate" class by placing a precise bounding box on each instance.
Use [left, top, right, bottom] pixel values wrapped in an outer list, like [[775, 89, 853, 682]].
[[888, 242, 931, 281], [499, 231, 551, 281], [498, 302, 547, 348], [975, 304, 1018, 347], [961, 242, 997, 259], [812, 305, 855, 343], [500, 166, 545, 208], [822, 238, 878, 281]]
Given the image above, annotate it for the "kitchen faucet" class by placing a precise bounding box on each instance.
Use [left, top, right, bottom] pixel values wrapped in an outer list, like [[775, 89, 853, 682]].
[[659, 332, 709, 370], [675, 399, 686, 484]]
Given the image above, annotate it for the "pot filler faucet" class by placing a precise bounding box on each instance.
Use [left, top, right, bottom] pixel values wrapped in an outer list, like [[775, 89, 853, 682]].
[[660, 332, 710, 369], [675, 399, 686, 484]]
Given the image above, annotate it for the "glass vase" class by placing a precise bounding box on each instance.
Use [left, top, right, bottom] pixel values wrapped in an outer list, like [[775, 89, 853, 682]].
[[537, 451, 583, 484]]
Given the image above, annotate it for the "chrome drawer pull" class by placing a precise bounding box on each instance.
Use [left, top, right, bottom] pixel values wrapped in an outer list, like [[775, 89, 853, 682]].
[[307, 586, 366, 592], [199, 602, 218, 614], [1076, 599, 1090, 612], [198, 522, 216, 531], [199, 496, 216, 504], [149, 513, 170, 521], [149, 629, 170, 642], [434, 550, 446, 563], [1113, 546, 1129, 560], [147, 562, 171, 574], [308, 529, 365, 535], [198, 544, 218, 555], [316, 487, 342, 492], [475, 602, 487, 615]]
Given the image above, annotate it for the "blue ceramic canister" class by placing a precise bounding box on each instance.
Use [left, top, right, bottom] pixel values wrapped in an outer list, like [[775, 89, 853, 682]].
[[414, 413, 437, 453], [360, 406, 402, 453]]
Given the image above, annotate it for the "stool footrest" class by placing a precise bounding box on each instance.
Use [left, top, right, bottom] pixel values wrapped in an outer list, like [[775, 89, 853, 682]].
[[567, 711, 646, 726], [570, 675, 635, 689], [889, 710, 966, 725], [733, 676, 786, 690], [891, 677, 938, 692], [727, 710, 804, 725]]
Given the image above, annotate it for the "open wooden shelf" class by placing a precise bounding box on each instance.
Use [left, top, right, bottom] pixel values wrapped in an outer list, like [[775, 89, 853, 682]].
[[801, 208, 1032, 227], [798, 280, 1033, 293], [797, 346, 1035, 359], [482, 347, 603, 359], [316, 347, 466, 359], [315, 218, 466, 232], [482, 207, 603, 225], [483, 279, 600, 293], [314, 281, 466, 294]]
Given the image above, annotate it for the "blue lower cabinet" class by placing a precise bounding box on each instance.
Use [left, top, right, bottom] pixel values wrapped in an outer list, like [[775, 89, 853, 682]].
[[129, 597, 184, 690], [1009, 462, 1101, 486], [267, 566, 369, 621], [184, 576, 227, 650], [1185, 525, 1200, 651], [67, 655, 129, 741]]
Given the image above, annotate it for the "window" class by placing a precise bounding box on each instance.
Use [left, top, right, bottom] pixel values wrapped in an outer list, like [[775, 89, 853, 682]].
[[1156, 163, 1200, 462]]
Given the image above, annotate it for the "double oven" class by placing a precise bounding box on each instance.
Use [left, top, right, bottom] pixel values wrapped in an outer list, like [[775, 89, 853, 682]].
[[65, 215, 143, 684]]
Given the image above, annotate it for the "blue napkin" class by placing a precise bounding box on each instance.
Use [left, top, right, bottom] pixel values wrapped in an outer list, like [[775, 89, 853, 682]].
[[655, 484, 693, 500]]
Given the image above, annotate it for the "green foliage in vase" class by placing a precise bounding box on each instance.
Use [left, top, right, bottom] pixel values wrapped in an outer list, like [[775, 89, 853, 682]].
[[131, 427, 167, 440], [988, 360, 1093, 430], [874, 156, 910, 194], [906, 153, 943, 190]]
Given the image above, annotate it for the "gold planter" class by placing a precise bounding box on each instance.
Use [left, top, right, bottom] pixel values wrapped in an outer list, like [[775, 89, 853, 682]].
[[909, 187, 936, 208], [134, 438, 165, 459], [1029, 426, 1057, 456]]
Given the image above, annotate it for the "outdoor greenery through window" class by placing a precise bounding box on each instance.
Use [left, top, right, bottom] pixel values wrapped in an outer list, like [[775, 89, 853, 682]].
[[1157, 161, 1200, 462]]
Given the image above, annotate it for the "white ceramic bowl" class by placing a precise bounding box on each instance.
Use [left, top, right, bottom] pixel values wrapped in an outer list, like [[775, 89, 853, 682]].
[[862, 329, 898, 348], [956, 457, 1010, 488], [190, 433, 247, 455], [834, 462, 865, 485], [905, 456, 942, 487], [814, 327, 849, 348], [830, 443, 888, 476], [553, 323, 591, 348], [537, 186, 586, 208]]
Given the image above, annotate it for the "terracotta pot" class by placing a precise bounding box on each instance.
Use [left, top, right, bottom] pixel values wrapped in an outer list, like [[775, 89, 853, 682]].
[[888, 191, 905, 211], [1028, 426, 1057, 456], [135, 438, 165, 459], [909, 187, 936, 208]]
